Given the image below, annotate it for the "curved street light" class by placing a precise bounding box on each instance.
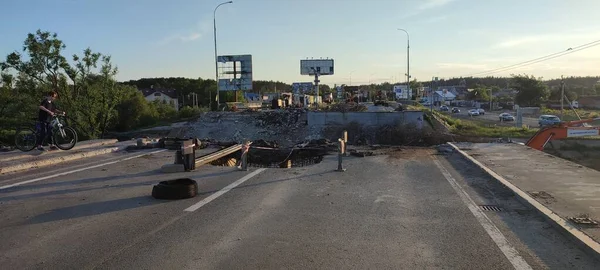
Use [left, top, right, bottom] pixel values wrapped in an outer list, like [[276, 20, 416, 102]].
[[213, 1, 233, 110], [397, 28, 410, 100]]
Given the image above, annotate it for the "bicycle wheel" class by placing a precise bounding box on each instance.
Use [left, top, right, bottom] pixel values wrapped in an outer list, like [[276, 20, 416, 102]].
[[14, 127, 37, 152], [53, 126, 78, 150]]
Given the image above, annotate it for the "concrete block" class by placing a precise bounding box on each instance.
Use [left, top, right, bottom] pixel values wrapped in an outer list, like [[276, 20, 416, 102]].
[[161, 163, 186, 173]]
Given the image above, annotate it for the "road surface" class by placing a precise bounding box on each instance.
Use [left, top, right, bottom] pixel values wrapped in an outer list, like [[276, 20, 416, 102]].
[[440, 107, 540, 127], [0, 147, 597, 269]]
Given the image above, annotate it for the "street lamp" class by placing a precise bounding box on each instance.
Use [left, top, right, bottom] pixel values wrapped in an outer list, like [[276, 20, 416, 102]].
[[397, 28, 410, 100], [213, 1, 233, 111], [349, 70, 356, 86]]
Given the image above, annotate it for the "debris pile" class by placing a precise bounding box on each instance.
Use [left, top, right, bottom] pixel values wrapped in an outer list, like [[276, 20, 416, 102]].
[[185, 110, 312, 147]]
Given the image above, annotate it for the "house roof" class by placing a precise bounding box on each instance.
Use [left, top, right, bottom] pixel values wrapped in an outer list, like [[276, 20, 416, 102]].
[[434, 90, 456, 98], [139, 88, 178, 99]]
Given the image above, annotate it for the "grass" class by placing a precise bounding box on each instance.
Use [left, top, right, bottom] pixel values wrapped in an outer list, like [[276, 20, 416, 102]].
[[433, 111, 538, 138], [541, 108, 600, 121]]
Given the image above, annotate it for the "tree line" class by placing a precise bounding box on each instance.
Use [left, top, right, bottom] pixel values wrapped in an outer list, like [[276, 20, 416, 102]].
[[2, 30, 598, 144]]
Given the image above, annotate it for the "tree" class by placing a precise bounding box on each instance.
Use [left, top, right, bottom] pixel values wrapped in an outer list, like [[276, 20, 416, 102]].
[[511, 74, 549, 107], [467, 84, 490, 101], [409, 79, 423, 98], [0, 30, 126, 138]]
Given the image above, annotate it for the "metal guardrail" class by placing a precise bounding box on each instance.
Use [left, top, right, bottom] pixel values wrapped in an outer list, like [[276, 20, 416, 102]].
[[194, 144, 242, 166]]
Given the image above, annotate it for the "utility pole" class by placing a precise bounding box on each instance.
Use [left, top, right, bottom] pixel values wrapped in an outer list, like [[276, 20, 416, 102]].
[[560, 75, 565, 115], [489, 87, 493, 111]]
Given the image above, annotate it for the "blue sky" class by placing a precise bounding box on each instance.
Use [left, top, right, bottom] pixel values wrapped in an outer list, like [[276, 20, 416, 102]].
[[1, 0, 599, 85]]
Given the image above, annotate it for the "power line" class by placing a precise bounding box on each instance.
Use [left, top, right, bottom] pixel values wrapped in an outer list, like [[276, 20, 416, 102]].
[[463, 39, 600, 77]]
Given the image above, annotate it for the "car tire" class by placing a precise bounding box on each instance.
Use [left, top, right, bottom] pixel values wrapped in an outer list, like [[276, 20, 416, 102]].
[[152, 178, 198, 200]]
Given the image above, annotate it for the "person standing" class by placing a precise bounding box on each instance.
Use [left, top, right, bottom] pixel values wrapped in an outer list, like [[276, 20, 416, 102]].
[[37, 91, 64, 151]]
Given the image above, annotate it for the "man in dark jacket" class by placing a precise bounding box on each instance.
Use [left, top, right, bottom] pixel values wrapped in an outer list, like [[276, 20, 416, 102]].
[[37, 91, 64, 151]]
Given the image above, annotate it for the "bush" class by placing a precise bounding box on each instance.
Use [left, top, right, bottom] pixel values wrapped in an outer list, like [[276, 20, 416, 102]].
[[178, 106, 206, 118], [324, 103, 368, 112]]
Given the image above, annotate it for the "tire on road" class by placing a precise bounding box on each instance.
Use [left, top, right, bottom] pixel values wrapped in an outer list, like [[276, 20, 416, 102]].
[[152, 178, 198, 200]]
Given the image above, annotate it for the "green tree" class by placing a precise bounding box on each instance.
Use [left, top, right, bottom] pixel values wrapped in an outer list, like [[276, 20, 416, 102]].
[[0, 30, 126, 138], [467, 85, 490, 101], [511, 74, 549, 107]]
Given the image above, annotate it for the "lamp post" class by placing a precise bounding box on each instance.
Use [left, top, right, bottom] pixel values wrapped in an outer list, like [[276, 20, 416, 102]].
[[397, 28, 410, 101], [213, 1, 233, 111]]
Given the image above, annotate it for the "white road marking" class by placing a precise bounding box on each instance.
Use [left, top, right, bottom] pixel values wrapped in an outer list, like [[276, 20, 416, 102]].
[[184, 168, 267, 212], [433, 156, 533, 270], [0, 149, 167, 190]]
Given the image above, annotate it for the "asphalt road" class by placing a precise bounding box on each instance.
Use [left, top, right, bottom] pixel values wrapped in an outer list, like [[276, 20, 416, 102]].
[[441, 107, 540, 127], [0, 148, 597, 269]]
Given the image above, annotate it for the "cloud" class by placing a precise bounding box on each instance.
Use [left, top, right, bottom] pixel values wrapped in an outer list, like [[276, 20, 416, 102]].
[[157, 32, 202, 45], [436, 63, 488, 70], [492, 32, 600, 49], [418, 0, 456, 10], [422, 15, 448, 23], [157, 18, 212, 46]]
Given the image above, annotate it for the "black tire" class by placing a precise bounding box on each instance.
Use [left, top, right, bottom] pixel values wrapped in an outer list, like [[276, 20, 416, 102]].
[[152, 178, 198, 200], [14, 127, 37, 152], [53, 126, 78, 150]]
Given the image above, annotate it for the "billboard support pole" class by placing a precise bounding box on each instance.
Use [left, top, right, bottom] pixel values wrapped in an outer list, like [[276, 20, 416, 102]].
[[314, 73, 320, 109]]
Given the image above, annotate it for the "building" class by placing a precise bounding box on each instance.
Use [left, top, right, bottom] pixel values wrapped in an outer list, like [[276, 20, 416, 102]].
[[139, 87, 179, 111], [431, 90, 456, 103], [578, 96, 600, 109]]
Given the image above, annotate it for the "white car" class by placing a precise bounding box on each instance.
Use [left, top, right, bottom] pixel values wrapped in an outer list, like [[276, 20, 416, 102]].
[[468, 109, 480, 116]]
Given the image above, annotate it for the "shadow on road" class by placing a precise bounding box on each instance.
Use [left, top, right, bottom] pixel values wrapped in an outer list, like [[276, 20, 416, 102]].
[[0, 180, 158, 202], [27, 195, 166, 224]]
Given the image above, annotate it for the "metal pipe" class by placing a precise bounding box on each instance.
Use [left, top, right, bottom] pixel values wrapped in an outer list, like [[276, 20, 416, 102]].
[[213, 1, 233, 111]]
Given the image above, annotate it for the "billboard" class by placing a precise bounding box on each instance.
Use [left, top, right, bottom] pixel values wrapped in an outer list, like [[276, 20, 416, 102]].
[[393, 85, 411, 100], [300, 59, 334, 75], [292, 82, 314, 94], [217, 54, 252, 91]]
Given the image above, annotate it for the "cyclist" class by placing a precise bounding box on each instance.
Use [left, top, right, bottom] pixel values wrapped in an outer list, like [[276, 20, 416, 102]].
[[37, 91, 65, 151]]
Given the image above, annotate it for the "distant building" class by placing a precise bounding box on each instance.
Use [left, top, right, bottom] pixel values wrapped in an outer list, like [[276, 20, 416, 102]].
[[432, 90, 456, 102], [243, 92, 261, 102], [139, 86, 179, 111], [578, 96, 600, 109]]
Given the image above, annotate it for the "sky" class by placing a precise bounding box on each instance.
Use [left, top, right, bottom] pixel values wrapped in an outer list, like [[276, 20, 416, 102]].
[[1, 0, 599, 86]]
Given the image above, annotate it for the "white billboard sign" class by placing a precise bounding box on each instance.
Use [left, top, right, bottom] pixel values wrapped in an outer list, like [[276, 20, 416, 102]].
[[300, 59, 334, 75], [393, 85, 411, 100], [567, 129, 599, 137], [217, 54, 252, 91]]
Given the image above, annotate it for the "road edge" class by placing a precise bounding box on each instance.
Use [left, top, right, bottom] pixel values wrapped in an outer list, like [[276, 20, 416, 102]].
[[0, 146, 120, 174], [0, 139, 119, 163], [447, 142, 600, 260]]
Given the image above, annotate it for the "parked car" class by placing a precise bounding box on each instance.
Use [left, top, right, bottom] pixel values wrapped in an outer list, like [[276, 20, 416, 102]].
[[451, 107, 460, 113], [477, 108, 486, 115], [498, 112, 515, 121], [468, 109, 480, 116], [539, 115, 561, 127], [440, 105, 449, 112]]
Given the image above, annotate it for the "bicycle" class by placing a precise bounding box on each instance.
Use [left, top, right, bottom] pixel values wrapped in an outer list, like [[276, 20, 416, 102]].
[[14, 114, 78, 152]]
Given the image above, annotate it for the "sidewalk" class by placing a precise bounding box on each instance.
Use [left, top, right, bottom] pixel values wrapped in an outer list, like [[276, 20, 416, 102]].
[[450, 142, 600, 255], [0, 139, 134, 174]]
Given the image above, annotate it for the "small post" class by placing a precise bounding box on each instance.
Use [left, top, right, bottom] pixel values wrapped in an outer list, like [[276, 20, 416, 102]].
[[343, 130, 348, 156], [240, 140, 252, 171], [336, 138, 346, 172]]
